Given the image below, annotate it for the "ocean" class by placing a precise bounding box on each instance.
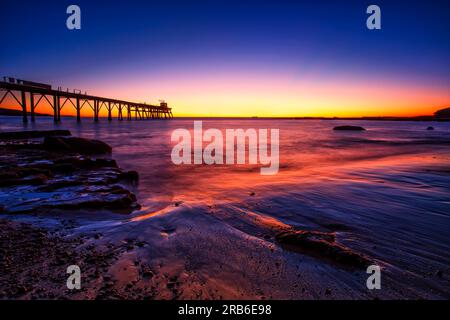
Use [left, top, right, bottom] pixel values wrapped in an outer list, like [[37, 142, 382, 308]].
[[1, 116, 449, 299]]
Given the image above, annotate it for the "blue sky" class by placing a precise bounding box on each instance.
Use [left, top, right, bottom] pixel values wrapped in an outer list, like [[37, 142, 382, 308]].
[[1, 0, 449, 116]]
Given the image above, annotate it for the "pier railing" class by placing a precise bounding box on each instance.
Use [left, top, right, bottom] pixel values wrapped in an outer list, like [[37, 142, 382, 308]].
[[0, 79, 173, 123]]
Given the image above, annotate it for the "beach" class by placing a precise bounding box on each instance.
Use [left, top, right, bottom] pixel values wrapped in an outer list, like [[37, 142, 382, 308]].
[[1, 117, 449, 299]]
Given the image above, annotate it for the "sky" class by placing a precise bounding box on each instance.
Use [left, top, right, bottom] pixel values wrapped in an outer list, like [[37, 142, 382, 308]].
[[1, 0, 449, 117]]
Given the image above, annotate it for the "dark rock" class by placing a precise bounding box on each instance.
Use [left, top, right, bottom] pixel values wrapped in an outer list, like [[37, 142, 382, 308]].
[[51, 163, 76, 173], [427, 126, 434, 130], [109, 186, 132, 195], [43, 137, 112, 155], [333, 126, 366, 131], [275, 229, 371, 268], [0, 130, 71, 140], [0, 167, 52, 187], [0, 171, 19, 180], [17, 167, 52, 178], [136, 241, 145, 247], [142, 270, 154, 278], [434, 107, 450, 120], [0, 174, 48, 187], [118, 170, 139, 182], [94, 159, 117, 168], [1, 136, 140, 214], [167, 282, 176, 289], [42, 137, 71, 152], [58, 193, 136, 210], [63, 157, 117, 170]]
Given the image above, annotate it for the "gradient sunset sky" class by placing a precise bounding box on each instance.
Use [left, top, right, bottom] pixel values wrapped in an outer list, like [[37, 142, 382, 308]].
[[1, 0, 449, 117]]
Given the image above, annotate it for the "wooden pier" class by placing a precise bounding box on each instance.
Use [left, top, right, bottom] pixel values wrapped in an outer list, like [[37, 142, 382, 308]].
[[0, 78, 173, 123]]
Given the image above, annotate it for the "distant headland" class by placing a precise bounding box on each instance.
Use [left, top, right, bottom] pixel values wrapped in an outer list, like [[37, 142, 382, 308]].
[[177, 107, 450, 121]]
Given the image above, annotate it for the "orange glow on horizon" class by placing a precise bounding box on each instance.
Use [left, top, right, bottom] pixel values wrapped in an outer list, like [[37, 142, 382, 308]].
[[1, 72, 449, 118]]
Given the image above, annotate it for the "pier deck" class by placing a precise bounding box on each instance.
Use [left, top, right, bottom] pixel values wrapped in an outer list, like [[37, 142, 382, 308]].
[[0, 79, 173, 123]]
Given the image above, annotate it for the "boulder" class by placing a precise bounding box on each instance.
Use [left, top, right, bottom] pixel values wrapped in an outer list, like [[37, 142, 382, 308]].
[[50, 189, 139, 210], [333, 125, 366, 131], [275, 229, 371, 268], [43, 137, 112, 155], [118, 170, 139, 182], [0, 174, 48, 187], [427, 126, 434, 130]]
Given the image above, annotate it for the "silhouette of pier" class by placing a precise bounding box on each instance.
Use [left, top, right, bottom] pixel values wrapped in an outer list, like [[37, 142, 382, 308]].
[[0, 78, 173, 123]]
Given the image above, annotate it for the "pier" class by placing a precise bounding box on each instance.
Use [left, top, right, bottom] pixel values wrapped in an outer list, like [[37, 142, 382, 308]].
[[0, 77, 173, 123]]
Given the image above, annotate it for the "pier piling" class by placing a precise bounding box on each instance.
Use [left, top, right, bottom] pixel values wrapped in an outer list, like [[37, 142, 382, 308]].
[[21, 91, 28, 123], [53, 95, 58, 123], [30, 93, 35, 122], [0, 79, 173, 123], [76, 98, 81, 122]]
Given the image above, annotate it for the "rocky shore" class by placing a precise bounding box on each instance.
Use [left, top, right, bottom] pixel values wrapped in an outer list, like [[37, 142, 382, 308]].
[[0, 130, 149, 299], [1, 123, 449, 300], [0, 130, 140, 214]]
